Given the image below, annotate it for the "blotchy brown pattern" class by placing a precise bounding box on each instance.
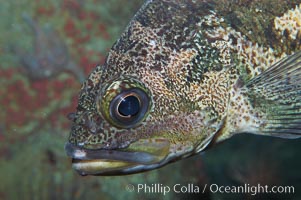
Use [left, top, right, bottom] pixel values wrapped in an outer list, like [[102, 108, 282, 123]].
[[67, 0, 301, 172]]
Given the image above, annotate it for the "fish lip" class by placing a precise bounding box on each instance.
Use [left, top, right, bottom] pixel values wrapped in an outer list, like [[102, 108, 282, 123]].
[[64, 139, 171, 175], [65, 142, 163, 164], [71, 158, 173, 176]]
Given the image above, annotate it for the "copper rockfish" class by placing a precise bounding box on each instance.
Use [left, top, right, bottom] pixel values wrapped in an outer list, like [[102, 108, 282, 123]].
[[65, 0, 301, 175]]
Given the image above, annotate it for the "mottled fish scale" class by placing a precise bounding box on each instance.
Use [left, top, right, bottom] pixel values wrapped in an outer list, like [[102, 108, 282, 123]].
[[69, 0, 301, 147], [65, 0, 301, 175]]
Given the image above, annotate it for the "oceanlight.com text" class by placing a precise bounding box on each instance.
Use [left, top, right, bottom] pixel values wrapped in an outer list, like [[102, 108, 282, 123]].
[[125, 183, 295, 196]]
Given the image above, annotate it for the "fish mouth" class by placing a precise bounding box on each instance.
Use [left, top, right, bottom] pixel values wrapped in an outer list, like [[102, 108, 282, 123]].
[[65, 138, 171, 175]]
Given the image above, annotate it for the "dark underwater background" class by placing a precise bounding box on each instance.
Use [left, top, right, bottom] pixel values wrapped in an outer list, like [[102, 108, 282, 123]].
[[0, 0, 300, 199]]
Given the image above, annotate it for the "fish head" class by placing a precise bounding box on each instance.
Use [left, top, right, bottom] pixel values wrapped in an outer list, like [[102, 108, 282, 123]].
[[65, 0, 227, 175], [65, 71, 220, 176], [65, 72, 219, 175]]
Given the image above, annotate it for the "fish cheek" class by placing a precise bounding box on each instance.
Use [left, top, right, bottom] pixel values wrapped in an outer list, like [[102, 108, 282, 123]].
[[74, 118, 137, 150]]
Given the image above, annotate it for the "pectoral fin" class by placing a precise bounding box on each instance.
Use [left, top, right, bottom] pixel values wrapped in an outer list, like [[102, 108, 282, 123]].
[[243, 51, 301, 138]]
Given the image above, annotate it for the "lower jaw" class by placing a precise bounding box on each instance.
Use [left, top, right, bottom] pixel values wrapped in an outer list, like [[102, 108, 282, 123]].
[[66, 138, 172, 175], [71, 158, 171, 176], [72, 158, 139, 175]]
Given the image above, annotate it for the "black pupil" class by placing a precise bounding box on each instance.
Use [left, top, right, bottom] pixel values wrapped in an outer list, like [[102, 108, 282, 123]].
[[118, 96, 140, 117]]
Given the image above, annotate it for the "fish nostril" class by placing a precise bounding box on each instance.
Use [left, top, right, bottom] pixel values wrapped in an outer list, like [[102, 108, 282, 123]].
[[90, 126, 97, 134], [67, 113, 76, 121], [81, 114, 98, 134]]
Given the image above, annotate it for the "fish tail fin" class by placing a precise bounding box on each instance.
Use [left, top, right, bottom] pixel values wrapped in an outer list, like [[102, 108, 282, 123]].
[[243, 51, 301, 139]]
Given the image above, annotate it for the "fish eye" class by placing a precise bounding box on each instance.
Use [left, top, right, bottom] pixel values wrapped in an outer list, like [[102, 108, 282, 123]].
[[109, 89, 149, 128], [117, 95, 140, 117], [97, 77, 152, 129]]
